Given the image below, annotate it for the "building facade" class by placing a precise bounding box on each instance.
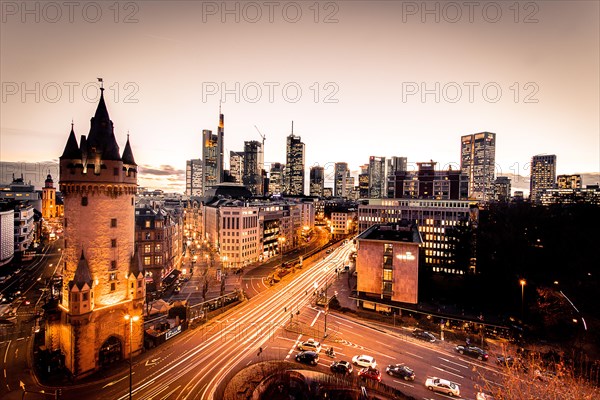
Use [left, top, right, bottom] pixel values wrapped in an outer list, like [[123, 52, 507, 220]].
[[358, 198, 475, 273], [269, 163, 285, 195], [309, 166, 325, 197], [0, 205, 15, 266], [368, 156, 386, 199], [540, 185, 600, 206], [356, 222, 422, 304], [493, 176, 511, 202], [557, 174, 582, 189], [186, 159, 203, 196], [387, 162, 468, 200], [46, 88, 144, 378], [285, 132, 305, 195], [42, 174, 58, 219], [229, 151, 244, 184], [202, 111, 225, 195], [242, 140, 264, 196], [460, 132, 496, 202], [530, 154, 557, 204], [334, 162, 349, 198]]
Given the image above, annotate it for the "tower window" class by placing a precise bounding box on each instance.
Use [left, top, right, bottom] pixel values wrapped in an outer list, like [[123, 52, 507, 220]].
[[111, 239, 117, 248], [114, 167, 119, 176], [110, 283, 116, 291], [82, 196, 88, 206], [111, 260, 117, 269], [82, 293, 88, 301], [111, 218, 117, 227], [110, 273, 117, 281]]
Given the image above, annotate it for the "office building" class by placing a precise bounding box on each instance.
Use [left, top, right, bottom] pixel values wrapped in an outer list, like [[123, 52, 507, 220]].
[[358, 198, 475, 273], [285, 128, 305, 195], [229, 151, 244, 184], [368, 156, 386, 198], [387, 161, 468, 200], [309, 166, 325, 197], [242, 140, 264, 196], [557, 174, 582, 189], [460, 132, 496, 202], [186, 159, 203, 196], [356, 221, 422, 305], [334, 162, 349, 198], [269, 163, 285, 195], [530, 154, 557, 204], [493, 176, 511, 202], [202, 110, 225, 194]]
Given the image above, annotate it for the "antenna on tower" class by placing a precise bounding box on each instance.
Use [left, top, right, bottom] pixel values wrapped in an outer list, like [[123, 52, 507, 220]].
[[97, 77, 104, 90], [291, 121, 294, 135]]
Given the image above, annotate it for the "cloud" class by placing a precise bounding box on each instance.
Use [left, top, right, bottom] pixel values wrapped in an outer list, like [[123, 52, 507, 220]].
[[139, 164, 184, 177]]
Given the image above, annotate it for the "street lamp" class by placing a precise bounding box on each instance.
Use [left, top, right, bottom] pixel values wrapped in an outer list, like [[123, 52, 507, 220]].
[[124, 314, 140, 400], [519, 279, 526, 319]]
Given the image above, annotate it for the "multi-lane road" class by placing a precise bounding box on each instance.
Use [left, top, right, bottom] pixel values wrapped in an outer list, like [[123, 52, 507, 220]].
[[2, 239, 506, 399]]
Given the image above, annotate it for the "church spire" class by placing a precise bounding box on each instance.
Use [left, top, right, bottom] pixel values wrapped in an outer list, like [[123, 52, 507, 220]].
[[86, 80, 121, 161]]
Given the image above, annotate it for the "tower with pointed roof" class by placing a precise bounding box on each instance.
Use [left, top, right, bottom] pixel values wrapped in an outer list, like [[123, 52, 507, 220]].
[[42, 172, 56, 219], [46, 86, 145, 378]]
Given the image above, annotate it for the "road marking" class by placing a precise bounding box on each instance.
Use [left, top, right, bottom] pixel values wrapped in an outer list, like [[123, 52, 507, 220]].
[[145, 357, 161, 367], [438, 357, 468, 368], [310, 311, 321, 327], [405, 351, 423, 359], [376, 340, 393, 348], [3, 340, 10, 364], [392, 379, 414, 388], [433, 366, 464, 379], [102, 373, 132, 388], [159, 385, 181, 400], [439, 363, 461, 373]]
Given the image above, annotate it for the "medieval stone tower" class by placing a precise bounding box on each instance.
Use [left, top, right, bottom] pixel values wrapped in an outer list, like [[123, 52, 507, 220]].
[[46, 87, 145, 378]]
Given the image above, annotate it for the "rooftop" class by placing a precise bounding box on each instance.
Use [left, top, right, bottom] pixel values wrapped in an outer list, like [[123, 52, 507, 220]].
[[357, 221, 422, 244]]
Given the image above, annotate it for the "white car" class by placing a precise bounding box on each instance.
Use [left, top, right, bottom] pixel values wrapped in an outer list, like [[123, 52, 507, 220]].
[[477, 392, 496, 400], [425, 377, 460, 397], [298, 338, 321, 353], [352, 355, 376, 368]]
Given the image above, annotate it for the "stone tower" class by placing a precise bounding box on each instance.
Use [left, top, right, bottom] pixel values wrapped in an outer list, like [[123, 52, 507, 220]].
[[46, 87, 145, 378], [42, 173, 56, 219]]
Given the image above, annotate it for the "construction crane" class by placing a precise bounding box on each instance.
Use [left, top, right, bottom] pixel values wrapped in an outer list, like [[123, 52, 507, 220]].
[[254, 125, 266, 149]]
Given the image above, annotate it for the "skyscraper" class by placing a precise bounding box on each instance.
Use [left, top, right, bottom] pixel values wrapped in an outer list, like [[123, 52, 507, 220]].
[[48, 87, 144, 377], [334, 162, 349, 198], [186, 159, 203, 196], [202, 109, 224, 195], [530, 154, 557, 203], [243, 140, 264, 196], [359, 164, 369, 198], [387, 156, 408, 175], [493, 176, 511, 202], [309, 166, 325, 197], [229, 151, 244, 184], [285, 126, 305, 195], [368, 156, 386, 198], [460, 132, 496, 202], [269, 162, 285, 195]]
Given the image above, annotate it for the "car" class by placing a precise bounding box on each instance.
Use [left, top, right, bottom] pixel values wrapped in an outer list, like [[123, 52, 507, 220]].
[[295, 350, 319, 366], [412, 329, 436, 343], [386, 364, 415, 381], [298, 338, 321, 353], [455, 345, 489, 361], [330, 360, 353, 375], [358, 367, 382, 382], [173, 286, 181, 294], [352, 355, 376, 368], [496, 355, 516, 366], [476, 392, 496, 400], [425, 377, 460, 397]]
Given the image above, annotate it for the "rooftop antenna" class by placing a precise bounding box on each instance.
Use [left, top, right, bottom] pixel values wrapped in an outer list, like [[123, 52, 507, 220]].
[[97, 77, 104, 90], [291, 120, 294, 135]]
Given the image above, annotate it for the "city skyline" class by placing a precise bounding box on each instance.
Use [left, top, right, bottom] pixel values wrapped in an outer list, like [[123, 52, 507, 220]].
[[1, 1, 598, 193]]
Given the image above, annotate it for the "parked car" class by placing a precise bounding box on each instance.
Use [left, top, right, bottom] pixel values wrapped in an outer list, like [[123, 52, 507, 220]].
[[386, 364, 415, 381], [412, 329, 436, 343], [330, 360, 353, 375], [455, 345, 489, 361], [358, 367, 382, 382], [298, 338, 321, 353], [352, 355, 376, 368], [425, 377, 460, 397], [477, 392, 496, 400], [295, 351, 319, 366]]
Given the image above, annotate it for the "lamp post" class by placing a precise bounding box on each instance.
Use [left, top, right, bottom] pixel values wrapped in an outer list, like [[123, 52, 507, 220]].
[[519, 279, 526, 319], [124, 314, 140, 400]]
